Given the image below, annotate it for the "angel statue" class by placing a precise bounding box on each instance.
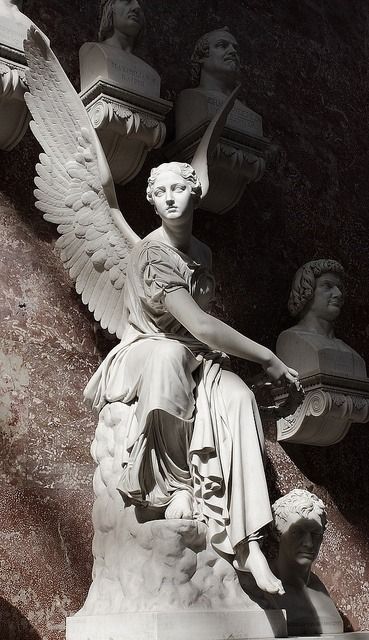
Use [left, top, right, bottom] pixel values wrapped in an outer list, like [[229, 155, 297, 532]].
[[23, 27, 298, 604]]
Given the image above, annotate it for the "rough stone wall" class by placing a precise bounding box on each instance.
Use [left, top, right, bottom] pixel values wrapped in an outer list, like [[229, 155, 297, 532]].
[[0, 0, 368, 638]]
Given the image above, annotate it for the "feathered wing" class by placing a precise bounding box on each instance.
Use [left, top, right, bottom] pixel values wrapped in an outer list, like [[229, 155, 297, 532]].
[[23, 27, 140, 339]]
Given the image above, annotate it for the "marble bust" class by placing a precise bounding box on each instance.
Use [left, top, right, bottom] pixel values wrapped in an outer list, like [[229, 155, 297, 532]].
[[171, 27, 268, 214], [0, 0, 48, 53], [277, 259, 367, 379], [270, 489, 343, 634], [175, 27, 263, 139], [240, 489, 343, 634], [274, 260, 369, 444], [0, 0, 29, 51], [79, 0, 160, 98]]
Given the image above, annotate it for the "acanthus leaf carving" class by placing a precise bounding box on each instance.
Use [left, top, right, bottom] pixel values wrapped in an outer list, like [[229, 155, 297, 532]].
[[0, 57, 29, 150], [81, 85, 171, 185]]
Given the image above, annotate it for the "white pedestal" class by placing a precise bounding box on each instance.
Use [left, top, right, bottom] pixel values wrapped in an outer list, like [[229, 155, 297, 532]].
[[66, 617, 369, 640], [66, 610, 288, 640]]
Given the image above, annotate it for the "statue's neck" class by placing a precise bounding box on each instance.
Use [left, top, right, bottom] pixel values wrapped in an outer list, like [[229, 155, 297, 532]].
[[104, 31, 136, 53], [198, 70, 236, 96], [160, 216, 193, 255], [298, 312, 335, 338]]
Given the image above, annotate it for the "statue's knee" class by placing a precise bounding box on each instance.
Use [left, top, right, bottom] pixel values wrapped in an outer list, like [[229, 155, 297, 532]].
[[244, 384, 256, 403], [226, 376, 255, 406], [154, 341, 188, 366]]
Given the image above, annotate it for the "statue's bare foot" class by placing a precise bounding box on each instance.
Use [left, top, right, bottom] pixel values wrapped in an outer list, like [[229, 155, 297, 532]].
[[233, 540, 285, 595], [165, 491, 193, 520]]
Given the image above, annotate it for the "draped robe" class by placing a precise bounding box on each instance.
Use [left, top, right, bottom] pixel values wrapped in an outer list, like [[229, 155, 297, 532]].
[[84, 239, 273, 556]]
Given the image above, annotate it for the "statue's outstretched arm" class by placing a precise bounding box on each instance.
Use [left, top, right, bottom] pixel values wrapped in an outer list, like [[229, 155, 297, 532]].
[[23, 27, 140, 339], [165, 288, 298, 384]]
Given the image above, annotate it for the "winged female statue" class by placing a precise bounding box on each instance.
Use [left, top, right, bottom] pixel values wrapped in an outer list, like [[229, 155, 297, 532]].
[[23, 26, 298, 598]]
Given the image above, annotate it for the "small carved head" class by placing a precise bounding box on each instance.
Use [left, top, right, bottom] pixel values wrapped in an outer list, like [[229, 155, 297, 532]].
[[99, 0, 145, 47], [272, 489, 326, 568], [146, 162, 202, 208], [288, 259, 345, 318], [191, 26, 240, 86]]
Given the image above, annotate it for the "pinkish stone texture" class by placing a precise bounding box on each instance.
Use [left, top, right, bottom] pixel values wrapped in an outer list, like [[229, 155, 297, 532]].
[[0, 201, 101, 638]]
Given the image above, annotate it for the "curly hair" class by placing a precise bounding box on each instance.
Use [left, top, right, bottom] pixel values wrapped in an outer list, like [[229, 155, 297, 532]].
[[98, 0, 145, 46], [190, 26, 231, 86], [146, 162, 202, 207], [272, 489, 327, 537], [288, 259, 344, 318]]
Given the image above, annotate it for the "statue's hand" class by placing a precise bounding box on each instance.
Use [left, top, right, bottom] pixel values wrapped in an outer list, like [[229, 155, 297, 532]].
[[263, 354, 299, 386]]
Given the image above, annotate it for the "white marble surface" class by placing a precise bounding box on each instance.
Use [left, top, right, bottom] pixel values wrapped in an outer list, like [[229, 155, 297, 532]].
[[79, 43, 161, 97], [66, 610, 287, 640]]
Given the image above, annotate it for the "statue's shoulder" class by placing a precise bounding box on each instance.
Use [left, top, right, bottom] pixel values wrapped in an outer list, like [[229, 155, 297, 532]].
[[276, 325, 306, 348], [130, 236, 162, 257]]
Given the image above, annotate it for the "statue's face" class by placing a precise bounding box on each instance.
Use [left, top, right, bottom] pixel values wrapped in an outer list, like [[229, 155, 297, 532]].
[[112, 0, 144, 38], [151, 170, 193, 221], [201, 30, 240, 77], [308, 272, 344, 322], [279, 513, 324, 568]]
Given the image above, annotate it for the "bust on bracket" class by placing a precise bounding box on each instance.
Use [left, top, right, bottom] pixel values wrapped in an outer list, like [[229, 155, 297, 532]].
[[274, 259, 369, 445], [79, 0, 172, 185], [166, 27, 272, 214]]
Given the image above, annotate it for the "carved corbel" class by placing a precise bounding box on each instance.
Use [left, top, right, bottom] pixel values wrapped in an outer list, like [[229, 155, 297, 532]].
[[0, 1, 50, 151], [273, 373, 369, 446], [0, 49, 29, 150], [80, 82, 171, 185], [167, 101, 271, 214]]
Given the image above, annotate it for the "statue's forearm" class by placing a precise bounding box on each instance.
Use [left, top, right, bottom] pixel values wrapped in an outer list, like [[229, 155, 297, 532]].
[[165, 288, 272, 366]]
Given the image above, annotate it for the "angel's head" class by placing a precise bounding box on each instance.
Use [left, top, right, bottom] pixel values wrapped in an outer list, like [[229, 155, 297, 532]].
[[147, 163, 202, 220], [99, 0, 145, 49]]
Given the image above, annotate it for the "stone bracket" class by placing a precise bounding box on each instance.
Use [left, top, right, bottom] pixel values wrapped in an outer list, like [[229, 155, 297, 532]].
[[0, 48, 29, 151], [80, 80, 172, 185], [166, 123, 271, 214], [273, 372, 369, 445]]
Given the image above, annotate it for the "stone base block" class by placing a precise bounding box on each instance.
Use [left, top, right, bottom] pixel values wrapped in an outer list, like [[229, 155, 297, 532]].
[[66, 610, 287, 640], [298, 636, 369, 640]]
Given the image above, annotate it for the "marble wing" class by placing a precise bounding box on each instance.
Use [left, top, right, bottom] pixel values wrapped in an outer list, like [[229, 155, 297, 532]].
[[23, 27, 140, 339]]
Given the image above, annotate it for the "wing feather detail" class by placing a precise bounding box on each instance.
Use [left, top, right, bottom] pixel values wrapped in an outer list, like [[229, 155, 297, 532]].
[[108, 288, 125, 334], [23, 27, 140, 339]]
